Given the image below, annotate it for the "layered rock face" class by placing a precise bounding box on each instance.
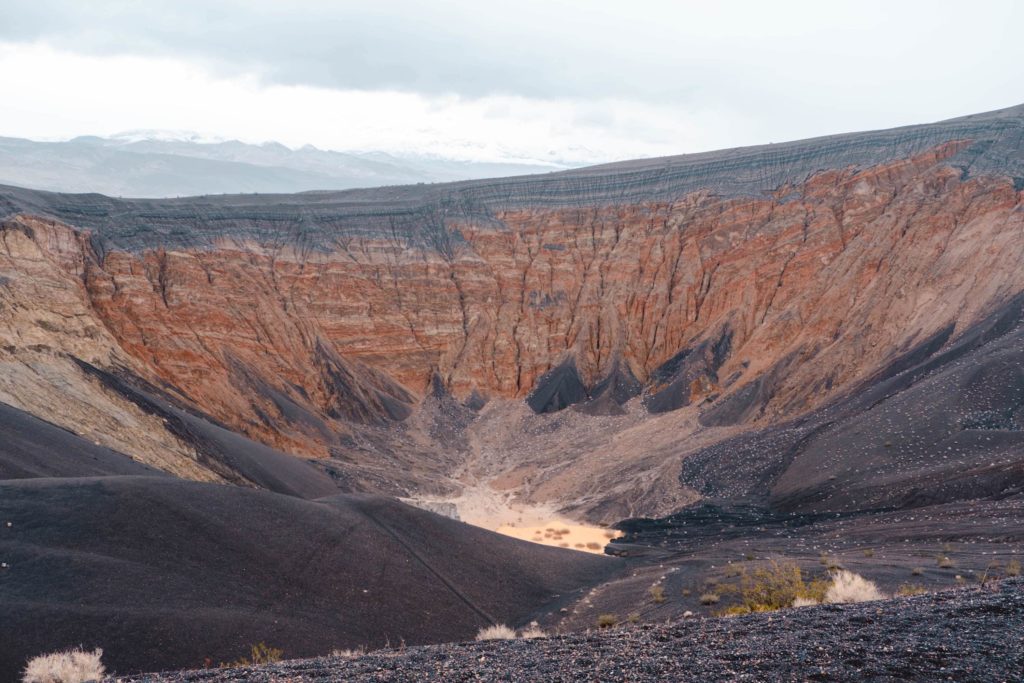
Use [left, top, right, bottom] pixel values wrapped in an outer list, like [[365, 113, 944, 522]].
[[1, 104, 1023, 516]]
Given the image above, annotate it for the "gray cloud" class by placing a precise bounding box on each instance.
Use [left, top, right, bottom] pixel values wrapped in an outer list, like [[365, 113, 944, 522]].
[[2, 0, 1023, 161], [3, 0, 1021, 111]]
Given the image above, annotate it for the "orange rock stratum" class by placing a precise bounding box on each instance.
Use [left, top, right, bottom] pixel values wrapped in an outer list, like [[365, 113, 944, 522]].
[[1, 104, 1023, 520]]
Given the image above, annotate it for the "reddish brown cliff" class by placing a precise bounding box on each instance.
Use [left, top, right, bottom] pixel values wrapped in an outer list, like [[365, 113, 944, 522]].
[[1, 106, 1023, 517]]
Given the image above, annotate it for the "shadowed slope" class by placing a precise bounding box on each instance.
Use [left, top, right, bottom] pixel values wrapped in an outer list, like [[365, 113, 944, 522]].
[[72, 360, 341, 499], [0, 476, 615, 681], [0, 401, 164, 479], [0, 104, 1021, 518], [679, 293, 1024, 513]]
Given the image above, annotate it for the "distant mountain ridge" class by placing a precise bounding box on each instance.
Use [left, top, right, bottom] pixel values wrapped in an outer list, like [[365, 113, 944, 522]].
[[0, 133, 571, 197]]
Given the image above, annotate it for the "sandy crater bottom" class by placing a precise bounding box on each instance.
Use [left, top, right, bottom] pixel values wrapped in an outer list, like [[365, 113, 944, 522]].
[[406, 486, 621, 554]]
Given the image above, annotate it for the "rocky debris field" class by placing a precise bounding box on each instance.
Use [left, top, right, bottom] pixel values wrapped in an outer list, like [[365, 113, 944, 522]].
[[124, 579, 1024, 682]]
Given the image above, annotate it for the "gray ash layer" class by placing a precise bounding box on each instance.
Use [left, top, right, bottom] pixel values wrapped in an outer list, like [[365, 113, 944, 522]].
[[0, 104, 1022, 253]]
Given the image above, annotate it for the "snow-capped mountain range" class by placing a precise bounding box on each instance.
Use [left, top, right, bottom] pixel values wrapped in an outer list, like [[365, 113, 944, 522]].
[[0, 132, 577, 198]]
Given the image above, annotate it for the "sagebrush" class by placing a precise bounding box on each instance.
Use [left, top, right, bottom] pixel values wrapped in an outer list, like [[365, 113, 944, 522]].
[[519, 622, 546, 639], [225, 642, 283, 667], [718, 561, 828, 615], [825, 570, 885, 604], [475, 624, 516, 641], [22, 648, 104, 683]]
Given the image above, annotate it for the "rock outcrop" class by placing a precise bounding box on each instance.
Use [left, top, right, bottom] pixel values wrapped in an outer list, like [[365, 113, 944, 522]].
[[1, 104, 1023, 516]]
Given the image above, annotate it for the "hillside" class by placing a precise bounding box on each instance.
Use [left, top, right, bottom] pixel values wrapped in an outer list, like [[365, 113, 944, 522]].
[[0, 104, 1022, 519], [1, 104, 1023, 678], [124, 580, 1024, 682]]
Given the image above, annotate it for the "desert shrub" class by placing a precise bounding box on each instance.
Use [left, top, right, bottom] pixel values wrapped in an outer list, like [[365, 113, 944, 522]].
[[475, 624, 516, 641], [825, 570, 885, 604], [681, 588, 692, 597], [22, 648, 104, 683], [649, 585, 666, 603], [596, 614, 618, 628], [586, 542, 602, 550], [911, 567, 924, 576], [330, 647, 366, 658], [937, 556, 954, 569], [897, 584, 927, 596], [791, 596, 819, 608], [862, 548, 875, 558], [626, 612, 640, 624], [251, 643, 283, 665], [724, 561, 829, 613], [1007, 559, 1021, 577], [226, 642, 283, 667], [979, 561, 1003, 584], [519, 622, 546, 639], [699, 592, 721, 605]]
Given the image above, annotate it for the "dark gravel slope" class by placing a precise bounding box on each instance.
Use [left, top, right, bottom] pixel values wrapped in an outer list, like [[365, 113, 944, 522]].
[[72, 360, 342, 499], [0, 400, 164, 479], [682, 291, 1024, 514], [128, 580, 1024, 683], [0, 477, 615, 681]]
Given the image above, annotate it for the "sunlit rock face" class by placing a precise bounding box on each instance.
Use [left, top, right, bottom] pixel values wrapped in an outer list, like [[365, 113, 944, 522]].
[[1, 104, 1022, 517]]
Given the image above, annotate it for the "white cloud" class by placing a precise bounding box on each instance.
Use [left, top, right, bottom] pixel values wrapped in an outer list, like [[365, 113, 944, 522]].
[[0, 0, 1022, 165], [0, 43, 750, 164]]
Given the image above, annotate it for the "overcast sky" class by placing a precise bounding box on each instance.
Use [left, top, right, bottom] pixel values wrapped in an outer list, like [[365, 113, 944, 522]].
[[1, 0, 1022, 164]]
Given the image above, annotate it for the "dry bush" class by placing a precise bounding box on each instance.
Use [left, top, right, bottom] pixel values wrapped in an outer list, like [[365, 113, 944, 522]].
[[330, 647, 366, 658], [911, 567, 924, 576], [862, 548, 875, 558], [791, 596, 819, 608], [1007, 559, 1021, 577], [937, 556, 954, 569], [519, 622, 546, 639], [475, 624, 516, 641], [22, 648, 104, 683], [699, 592, 721, 605], [825, 570, 885, 604], [596, 614, 618, 628], [626, 612, 640, 624], [649, 585, 666, 603], [897, 584, 927, 596], [721, 561, 829, 614], [225, 643, 283, 667]]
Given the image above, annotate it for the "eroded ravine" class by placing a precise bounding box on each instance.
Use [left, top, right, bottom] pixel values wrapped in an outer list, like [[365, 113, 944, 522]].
[[1, 112, 1023, 520]]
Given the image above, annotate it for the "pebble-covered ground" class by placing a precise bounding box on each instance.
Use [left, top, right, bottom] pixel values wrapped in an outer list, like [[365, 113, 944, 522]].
[[124, 579, 1024, 682]]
